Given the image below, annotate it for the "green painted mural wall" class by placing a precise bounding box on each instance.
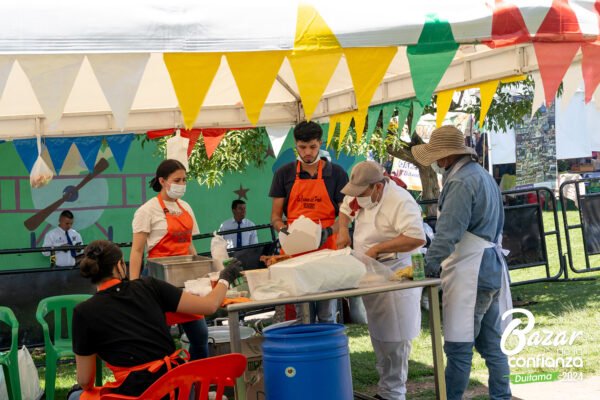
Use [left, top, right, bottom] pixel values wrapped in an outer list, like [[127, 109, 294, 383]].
[[0, 132, 359, 271]]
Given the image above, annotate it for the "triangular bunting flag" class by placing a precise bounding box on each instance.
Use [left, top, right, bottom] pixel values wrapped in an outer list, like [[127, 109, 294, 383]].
[[479, 80, 500, 127], [72, 136, 103, 172], [407, 15, 459, 106], [185, 129, 203, 157], [13, 138, 38, 173], [353, 109, 368, 143], [289, 4, 342, 120], [18, 55, 84, 126], [411, 100, 424, 134], [381, 102, 396, 136], [366, 105, 383, 142], [327, 116, 340, 148], [337, 112, 354, 150], [487, 0, 530, 48], [164, 53, 222, 129], [531, 71, 545, 118], [396, 100, 412, 133], [582, 42, 600, 103], [560, 63, 583, 111], [436, 90, 454, 128], [265, 125, 293, 157], [344, 47, 397, 112], [88, 53, 150, 131], [45, 137, 74, 174], [533, 0, 582, 106], [202, 128, 228, 159], [105, 134, 134, 171], [227, 51, 288, 125], [0, 56, 14, 99]]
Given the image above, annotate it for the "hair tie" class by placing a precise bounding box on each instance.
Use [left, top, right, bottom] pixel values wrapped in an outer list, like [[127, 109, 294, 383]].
[[86, 245, 103, 260]]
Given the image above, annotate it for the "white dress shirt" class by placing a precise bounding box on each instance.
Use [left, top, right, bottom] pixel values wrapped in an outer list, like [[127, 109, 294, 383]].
[[42, 227, 83, 267], [218, 218, 258, 249]]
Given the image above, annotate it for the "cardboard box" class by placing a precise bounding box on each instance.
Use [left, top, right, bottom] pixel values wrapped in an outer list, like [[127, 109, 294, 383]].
[[241, 336, 266, 400]]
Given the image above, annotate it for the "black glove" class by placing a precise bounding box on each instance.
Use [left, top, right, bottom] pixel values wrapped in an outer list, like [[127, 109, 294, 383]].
[[425, 262, 441, 278], [219, 259, 242, 285], [319, 227, 334, 247], [279, 226, 289, 235]]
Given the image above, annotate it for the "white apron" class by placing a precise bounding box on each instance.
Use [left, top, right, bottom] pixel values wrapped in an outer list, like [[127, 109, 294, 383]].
[[439, 158, 513, 342], [353, 187, 422, 342]]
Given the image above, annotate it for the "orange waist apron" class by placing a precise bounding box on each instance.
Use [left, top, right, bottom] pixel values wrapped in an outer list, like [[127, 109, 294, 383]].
[[81, 279, 189, 400], [284, 160, 338, 320], [149, 195, 203, 325]]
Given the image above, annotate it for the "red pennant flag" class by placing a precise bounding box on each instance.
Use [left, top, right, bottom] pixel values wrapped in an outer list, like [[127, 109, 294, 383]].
[[201, 128, 228, 159], [533, 0, 583, 106], [146, 128, 175, 139], [582, 42, 600, 103], [486, 0, 530, 48]]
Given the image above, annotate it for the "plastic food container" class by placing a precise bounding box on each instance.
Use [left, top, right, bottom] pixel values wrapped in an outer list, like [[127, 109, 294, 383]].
[[146, 255, 214, 288]]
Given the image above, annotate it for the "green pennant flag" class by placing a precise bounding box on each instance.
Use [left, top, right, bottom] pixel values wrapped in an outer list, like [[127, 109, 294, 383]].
[[366, 105, 383, 142], [411, 100, 424, 134], [320, 122, 330, 138], [407, 14, 459, 106], [381, 102, 396, 138], [396, 100, 412, 133]]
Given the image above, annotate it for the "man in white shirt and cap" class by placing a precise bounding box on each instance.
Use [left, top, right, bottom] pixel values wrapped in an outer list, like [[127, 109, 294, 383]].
[[337, 161, 425, 400], [42, 210, 83, 267], [219, 200, 258, 249]]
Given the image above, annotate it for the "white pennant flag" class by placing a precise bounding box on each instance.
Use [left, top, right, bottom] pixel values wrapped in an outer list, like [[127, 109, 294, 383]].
[[531, 71, 545, 119], [0, 56, 15, 98], [18, 54, 84, 127], [88, 53, 150, 130], [265, 125, 292, 157], [560, 62, 583, 112]]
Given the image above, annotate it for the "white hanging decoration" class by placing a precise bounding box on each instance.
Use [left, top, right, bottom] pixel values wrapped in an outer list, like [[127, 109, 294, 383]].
[[265, 125, 292, 157], [531, 70, 545, 119], [166, 129, 190, 170]]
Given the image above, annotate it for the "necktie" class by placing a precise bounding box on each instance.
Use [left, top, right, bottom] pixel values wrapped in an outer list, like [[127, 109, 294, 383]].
[[236, 222, 242, 248], [65, 231, 77, 258]]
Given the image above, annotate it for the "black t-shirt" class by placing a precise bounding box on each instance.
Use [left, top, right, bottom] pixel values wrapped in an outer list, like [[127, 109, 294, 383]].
[[269, 159, 349, 216], [72, 277, 183, 395]]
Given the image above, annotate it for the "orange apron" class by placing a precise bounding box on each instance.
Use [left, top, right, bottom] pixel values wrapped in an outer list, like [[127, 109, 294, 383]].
[[81, 279, 189, 400], [284, 161, 338, 320], [149, 195, 203, 325], [286, 160, 338, 250]]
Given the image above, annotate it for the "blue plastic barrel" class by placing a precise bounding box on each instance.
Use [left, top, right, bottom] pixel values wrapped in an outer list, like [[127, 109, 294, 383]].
[[262, 323, 353, 400]]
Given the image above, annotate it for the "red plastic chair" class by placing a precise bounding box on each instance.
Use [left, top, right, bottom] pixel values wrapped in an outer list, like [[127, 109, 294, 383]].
[[99, 353, 247, 400]]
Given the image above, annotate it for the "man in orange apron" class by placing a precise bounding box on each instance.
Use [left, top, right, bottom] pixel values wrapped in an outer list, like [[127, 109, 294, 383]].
[[269, 121, 349, 323]]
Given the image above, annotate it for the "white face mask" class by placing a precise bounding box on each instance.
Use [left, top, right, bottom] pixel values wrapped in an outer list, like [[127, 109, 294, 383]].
[[432, 161, 445, 175], [356, 196, 377, 209], [297, 154, 320, 165], [166, 182, 186, 199]]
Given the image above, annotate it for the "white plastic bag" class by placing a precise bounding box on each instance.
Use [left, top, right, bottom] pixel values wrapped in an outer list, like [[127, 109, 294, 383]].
[[353, 251, 392, 287], [18, 346, 43, 400], [30, 136, 54, 188], [166, 129, 190, 171], [211, 233, 229, 271]]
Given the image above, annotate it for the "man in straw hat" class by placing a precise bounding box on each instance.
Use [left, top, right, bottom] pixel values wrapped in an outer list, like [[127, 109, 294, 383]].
[[337, 161, 426, 400], [411, 125, 512, 400]]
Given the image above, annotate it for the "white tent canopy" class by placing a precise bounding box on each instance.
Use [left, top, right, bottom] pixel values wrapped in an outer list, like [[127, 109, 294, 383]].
[[0, 0, 598, 138]]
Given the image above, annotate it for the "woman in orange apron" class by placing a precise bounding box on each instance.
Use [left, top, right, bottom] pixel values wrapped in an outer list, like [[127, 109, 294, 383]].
[[68, 240, 241, 399], [269, 121, 350, 323], [129, 159, 208, 360]]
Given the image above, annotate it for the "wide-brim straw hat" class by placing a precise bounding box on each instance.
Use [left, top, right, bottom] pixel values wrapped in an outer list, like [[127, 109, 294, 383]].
[[411, 125, 477, 166]]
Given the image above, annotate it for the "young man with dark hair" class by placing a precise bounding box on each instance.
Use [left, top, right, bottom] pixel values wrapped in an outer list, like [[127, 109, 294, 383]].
[[42, 210, 83, 267], [219, 199, 258, 249], [269, 120, 349, 323]]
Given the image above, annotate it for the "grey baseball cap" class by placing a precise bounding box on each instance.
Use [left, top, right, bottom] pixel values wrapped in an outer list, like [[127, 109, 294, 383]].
[[341, 161, 385, 197]]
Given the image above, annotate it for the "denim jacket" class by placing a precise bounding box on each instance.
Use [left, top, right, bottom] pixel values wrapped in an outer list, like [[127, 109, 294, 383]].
[[425, 158, 505, 290]]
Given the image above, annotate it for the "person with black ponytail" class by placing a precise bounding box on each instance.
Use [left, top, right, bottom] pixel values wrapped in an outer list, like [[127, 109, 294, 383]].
[[70, 240, 241, 399], [129, 159, 210, 361]]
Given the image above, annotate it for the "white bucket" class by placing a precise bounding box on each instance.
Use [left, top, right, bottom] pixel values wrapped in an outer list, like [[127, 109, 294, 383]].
[[181, 325, 255, 356]]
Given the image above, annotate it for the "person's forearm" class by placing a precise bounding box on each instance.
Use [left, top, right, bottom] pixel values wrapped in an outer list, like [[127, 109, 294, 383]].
[[129, 250, 143, 280], [271, 217, 286, 232], [338, 212, 352, 232], [372, 235, 425, 255]]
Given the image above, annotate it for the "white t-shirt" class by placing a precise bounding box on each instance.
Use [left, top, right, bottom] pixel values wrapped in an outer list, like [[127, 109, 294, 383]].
[[132, 197, 200, 251], [42, 227, 83, 267]]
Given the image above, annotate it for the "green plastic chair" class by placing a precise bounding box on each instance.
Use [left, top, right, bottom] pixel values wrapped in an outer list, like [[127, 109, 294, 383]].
[[0, 306, 21, 400], [36, 294, 102, 400]]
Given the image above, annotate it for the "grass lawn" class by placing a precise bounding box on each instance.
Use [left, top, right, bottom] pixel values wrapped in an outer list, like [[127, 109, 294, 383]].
[[34, 212, 600, 399]]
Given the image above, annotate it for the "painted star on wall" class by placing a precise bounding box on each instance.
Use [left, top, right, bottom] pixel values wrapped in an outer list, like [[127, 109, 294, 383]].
[[265, 146, 276, 159], [234, 184, 250, 200]]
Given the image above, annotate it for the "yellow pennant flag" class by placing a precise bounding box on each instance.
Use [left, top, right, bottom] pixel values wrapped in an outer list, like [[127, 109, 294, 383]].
[[436, 90, 454, 128], [289, 4, 342, 120], [226, 51, 289, 125], [164, 53, 222, 129], [344, 47, 398, 111], [337, 111, 354, 150], [327, 115, 339, 148], [353, 109, 368, 143], [478, 80, 500, 128]]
